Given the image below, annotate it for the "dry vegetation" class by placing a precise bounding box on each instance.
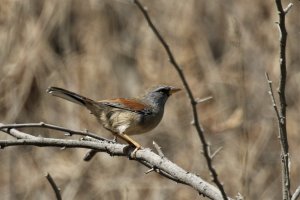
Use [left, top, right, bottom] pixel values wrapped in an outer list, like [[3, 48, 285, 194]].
[[0, 0, 300, 199]]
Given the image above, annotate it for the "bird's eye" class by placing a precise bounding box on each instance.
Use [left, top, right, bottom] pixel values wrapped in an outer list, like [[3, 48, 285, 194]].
[[158, 88, 170, 95]]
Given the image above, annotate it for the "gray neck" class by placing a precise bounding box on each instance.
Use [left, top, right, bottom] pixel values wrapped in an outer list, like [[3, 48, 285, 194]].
[[143, 92, 169, 113]]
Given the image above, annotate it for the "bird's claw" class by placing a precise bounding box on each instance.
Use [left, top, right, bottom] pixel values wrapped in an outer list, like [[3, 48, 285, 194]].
[[130, 146, 142, 158]]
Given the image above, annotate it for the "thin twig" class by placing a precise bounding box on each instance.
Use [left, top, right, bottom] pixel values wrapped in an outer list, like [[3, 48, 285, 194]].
[[284, 3, 293, 14], [195, 96, 213, 104], [153, 141, 165, 157], [145, 168, 155, 174], [210, 147, 223, 160], [133, 1, 228, 199], [0, 123, 229, 200], [292, 185, 300, 200], [273, 0, 293, 199], [45, 172, 62, 200], [265, 73, 281, 121], [0, 122, 113, 142]]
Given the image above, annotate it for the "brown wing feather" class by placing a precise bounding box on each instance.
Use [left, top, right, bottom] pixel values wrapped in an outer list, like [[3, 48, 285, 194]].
[[98, 98, 147, 112]]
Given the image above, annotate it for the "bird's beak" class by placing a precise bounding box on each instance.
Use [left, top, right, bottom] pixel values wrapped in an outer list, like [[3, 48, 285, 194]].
[[169, 87, 181, 95]]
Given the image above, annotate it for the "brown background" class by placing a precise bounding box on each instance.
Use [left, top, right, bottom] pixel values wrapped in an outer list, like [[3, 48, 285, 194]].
[[0, 0, 300, 199]]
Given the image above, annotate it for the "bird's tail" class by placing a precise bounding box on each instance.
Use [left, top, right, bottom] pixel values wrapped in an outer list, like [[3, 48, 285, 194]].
[[47, 87, 91, 106]]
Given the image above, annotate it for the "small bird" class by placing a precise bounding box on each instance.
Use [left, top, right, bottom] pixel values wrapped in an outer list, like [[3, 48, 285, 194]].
[[47, 85, 181, 153]]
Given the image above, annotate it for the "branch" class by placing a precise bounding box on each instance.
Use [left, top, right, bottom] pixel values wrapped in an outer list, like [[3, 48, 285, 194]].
[[133, 1, 228, 199], [292, 185, 300, 200], [0, 122, 114, 162], [45, 173, 62, 200], [274, 1, 293, 199], [0, 123, 231, 200], [0, 122, 113, 142], [265, 73, 281, 122]]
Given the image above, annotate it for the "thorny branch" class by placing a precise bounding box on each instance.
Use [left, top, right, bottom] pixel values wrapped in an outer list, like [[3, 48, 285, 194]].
[[0, 122, 113, 162], [272, 1, 293, 199], [0, 123, 230, 200], [265, 73, 281, 121], [0, 122, 112, 142], [133, 0, 228, 199]]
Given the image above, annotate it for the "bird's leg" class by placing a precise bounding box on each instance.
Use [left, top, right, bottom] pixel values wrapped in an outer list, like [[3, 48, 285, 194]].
[[117, 133, 142, 157]]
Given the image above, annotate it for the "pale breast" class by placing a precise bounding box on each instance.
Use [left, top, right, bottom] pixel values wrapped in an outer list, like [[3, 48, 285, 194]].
[[99, 108, 163, 135], [125, 109, 164, 135]]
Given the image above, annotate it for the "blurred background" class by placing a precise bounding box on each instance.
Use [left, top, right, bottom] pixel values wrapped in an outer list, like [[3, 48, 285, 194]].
[[0, 0, 300, 199]]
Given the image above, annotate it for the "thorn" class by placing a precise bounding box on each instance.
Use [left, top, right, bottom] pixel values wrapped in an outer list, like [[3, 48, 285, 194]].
[[64, 132, 72, 136], [153, 141, 165, 157], [210, 146, 223, 159], [145, 168, 154, 174], [83, 150, 98, 162], [284, 3, 293, 14], [195, 96, 213, 104]]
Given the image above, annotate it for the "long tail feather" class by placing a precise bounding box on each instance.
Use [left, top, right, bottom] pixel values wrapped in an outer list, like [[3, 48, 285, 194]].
[[47, 87, 88, 106]]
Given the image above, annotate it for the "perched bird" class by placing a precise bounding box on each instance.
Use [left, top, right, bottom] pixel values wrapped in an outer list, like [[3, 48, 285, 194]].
[[47, 85, 181, 152]]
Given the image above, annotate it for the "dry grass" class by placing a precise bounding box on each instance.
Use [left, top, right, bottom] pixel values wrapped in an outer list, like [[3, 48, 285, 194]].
[[0, 0, 300, 199]]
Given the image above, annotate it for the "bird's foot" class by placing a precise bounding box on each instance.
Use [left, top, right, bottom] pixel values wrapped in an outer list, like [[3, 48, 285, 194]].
[[130, 145, 142, 158]]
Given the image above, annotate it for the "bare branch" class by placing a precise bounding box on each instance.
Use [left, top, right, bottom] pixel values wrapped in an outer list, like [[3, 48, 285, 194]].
[[265, 73, 281, 121], [0, 122, 113, 142], [272, 0, 292, 199], [133, 0, 228, 199], [138, 159, 187, 184], [45, 173, 62, 200], [0, 123, 231, 200]]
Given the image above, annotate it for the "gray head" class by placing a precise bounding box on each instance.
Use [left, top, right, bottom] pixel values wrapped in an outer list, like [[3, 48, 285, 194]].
[[142, 85, 181, 110]]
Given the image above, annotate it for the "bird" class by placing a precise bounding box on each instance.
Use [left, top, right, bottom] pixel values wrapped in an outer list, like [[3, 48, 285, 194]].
[[47, 85, 181, 153]]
